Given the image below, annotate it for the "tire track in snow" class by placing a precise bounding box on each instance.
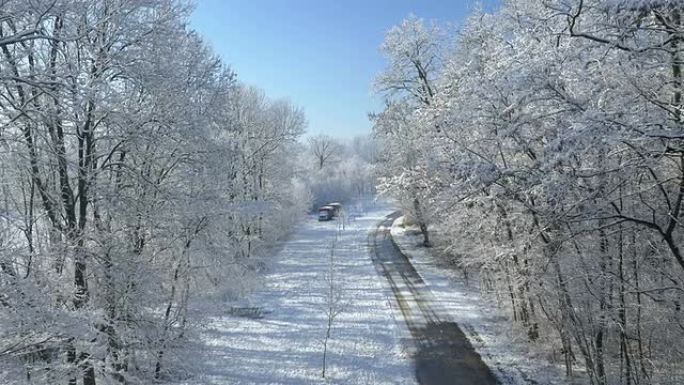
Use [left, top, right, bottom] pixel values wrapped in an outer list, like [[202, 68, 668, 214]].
[[370, 212, 499, 385]]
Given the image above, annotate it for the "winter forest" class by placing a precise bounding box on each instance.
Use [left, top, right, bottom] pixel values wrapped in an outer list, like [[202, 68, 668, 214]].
[[373, 1, 684, 385], [0, 0, 376, 383], [1, 0, 683, 385]]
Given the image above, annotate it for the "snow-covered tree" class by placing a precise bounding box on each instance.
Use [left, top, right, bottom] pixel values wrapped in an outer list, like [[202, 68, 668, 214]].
[[302, 135, 378, 209], [372, 15, 446, 247], [0, 1, 308, 384], [375, 2, 684, 384]]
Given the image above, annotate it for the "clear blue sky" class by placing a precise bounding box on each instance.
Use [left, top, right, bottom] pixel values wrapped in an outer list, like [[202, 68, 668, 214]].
[[190, 0, 498, 138]]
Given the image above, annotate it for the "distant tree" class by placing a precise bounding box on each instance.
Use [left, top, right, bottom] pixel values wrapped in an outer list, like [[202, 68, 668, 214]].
[[308, 134, 341, 170]]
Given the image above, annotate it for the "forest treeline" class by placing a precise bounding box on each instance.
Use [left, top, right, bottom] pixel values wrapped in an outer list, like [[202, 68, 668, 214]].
[[373, 1, 684, 385], [0, 1, 380, 384]]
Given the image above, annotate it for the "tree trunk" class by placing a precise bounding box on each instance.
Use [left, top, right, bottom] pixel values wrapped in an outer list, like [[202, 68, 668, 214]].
[[412, 198, 431, 247]]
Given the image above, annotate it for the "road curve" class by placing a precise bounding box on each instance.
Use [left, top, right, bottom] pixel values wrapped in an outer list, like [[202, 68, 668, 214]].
[[370, 212, 499, 385]]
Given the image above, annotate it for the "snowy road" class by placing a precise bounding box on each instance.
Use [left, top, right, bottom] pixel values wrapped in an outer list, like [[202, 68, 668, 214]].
[[183, 203, 416, 385], [370, 212, 499, 385]]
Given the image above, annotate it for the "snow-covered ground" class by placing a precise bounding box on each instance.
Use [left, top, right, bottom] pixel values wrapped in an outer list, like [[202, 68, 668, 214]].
[[175, 202, 416, 385], [390, 216, 583, 385], [166, 206, 584, 385]]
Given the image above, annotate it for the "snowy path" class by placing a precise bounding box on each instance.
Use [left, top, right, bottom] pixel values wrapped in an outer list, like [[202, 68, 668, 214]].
[[390, 216, 577, 385], [370, 212, 498, 385], [187, 203, 416, 385]]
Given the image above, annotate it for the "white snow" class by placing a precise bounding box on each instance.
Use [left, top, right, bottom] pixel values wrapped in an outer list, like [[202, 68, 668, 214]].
[[164, 206, 587, 385], [390, 216, 583, 385], [171, 202, 416, 385]]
